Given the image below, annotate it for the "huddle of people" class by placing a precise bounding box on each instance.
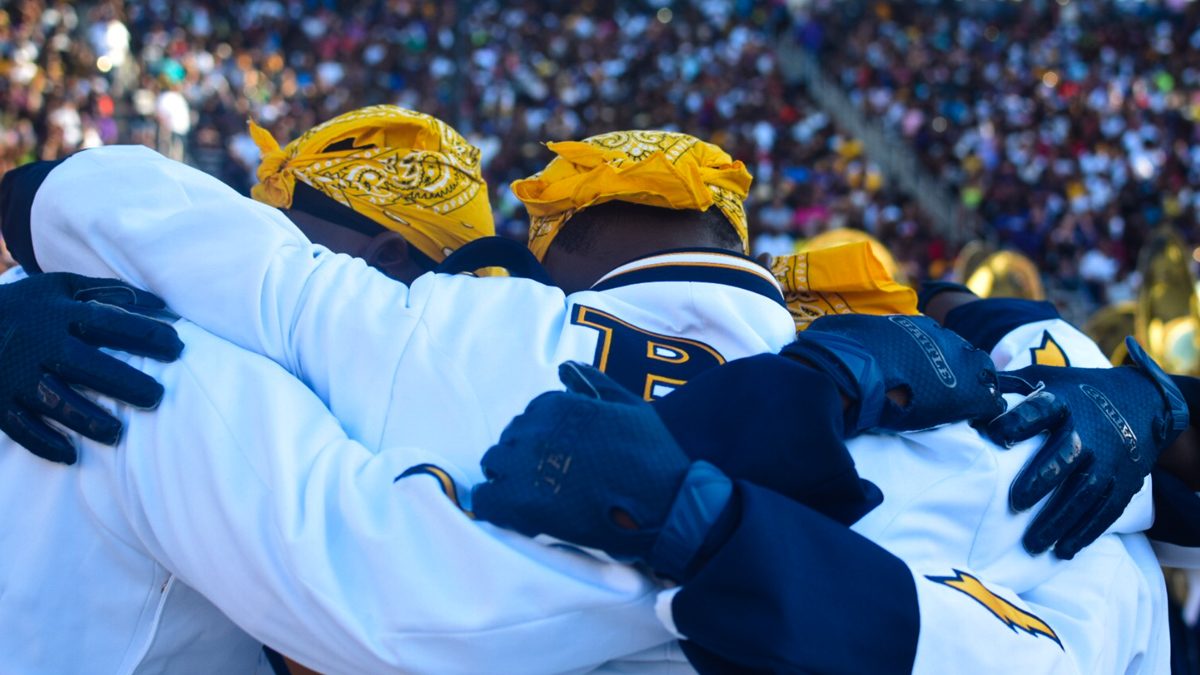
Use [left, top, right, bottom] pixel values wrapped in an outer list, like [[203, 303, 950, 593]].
[[1, 103, 1199, 674]]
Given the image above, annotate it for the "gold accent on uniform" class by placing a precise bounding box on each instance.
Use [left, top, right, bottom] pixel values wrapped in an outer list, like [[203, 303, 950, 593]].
[[771, 241, 918, 332], [248, 105, 494, 263], [512, 131, 752, 260], [926, 571, 1062, 648], [1031, 332, 1069, 367], [573, 306, 726, 374], [396, 464, 475, 519]]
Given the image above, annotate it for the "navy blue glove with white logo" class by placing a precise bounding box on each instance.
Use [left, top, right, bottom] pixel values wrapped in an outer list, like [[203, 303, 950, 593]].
[[989, 337, 1188, 559], [0, 273, 183, 464], [780, 314, 1005, 434], [472, 363, 733, 580]]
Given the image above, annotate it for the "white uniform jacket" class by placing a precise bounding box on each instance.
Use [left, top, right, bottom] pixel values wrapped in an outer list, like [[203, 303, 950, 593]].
[[4, 146, 1171, 673], [0, 316, 678, 675]]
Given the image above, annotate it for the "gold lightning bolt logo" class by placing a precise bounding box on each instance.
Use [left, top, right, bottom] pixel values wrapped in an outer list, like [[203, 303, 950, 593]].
[[926, 570, 1062, 648], [1031, 332, 1069, 367]]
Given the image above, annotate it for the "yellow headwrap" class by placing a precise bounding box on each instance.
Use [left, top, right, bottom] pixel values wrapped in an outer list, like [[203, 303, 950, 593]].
[[512, 130, 752, 261], [249, 105, 493, 263], [771, 241, 918, 332]]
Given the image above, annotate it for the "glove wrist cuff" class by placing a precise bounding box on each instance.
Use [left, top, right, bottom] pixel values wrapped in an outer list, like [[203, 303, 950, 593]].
[[1125, 337, 1190, 446], [649, 461, 733, 582], [1169, 375, 1200, 425]]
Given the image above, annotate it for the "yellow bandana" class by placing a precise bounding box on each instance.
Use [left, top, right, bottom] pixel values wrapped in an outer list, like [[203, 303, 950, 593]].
[[249, 105, 493, 263], [512, 131, 752, 261], [771, 242, 918, 332]]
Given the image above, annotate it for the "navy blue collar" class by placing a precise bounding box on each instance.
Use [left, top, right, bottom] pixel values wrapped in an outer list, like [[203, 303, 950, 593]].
[[590, 250, 786, 308]]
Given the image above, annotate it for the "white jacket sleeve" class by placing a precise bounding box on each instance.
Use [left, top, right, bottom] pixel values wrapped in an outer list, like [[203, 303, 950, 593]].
[[24, 146, 425, 443], [903, 535, 1165, 674], [115, 323, 670, 675]]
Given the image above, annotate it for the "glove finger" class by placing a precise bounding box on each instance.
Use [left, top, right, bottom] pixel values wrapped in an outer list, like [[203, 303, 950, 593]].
[[988, 390, 1070, 446], [22, 374, 122, 445], [468, 481, 503, 522], [47, 340, 166, 409], [470, 481, 539, 537], [496, 392, 580, 446], [1009, 426, 1084, 511], [74, 285, 180, 320], [1052, 485, 1124, 560], [1021, 470, 1106, 555], [479, 441, 519, 481], [71, 304, 183, 362], [558, 361, 641, 404], [1, 408, 77, 465]]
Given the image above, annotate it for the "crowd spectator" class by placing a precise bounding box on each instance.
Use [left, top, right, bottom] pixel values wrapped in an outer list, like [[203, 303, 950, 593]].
[[800, 0, 1200, 312], [1, 0, 930, 277]]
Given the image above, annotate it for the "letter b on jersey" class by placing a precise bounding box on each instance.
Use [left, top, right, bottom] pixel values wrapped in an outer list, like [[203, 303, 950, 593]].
[[572, 306, 724, 400]]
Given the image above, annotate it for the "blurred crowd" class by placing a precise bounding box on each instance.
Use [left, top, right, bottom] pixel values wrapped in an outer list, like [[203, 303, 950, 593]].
[[15, 0, 1200, 307], [801, 0, 1200, 308], [0, 0, 938, 276]]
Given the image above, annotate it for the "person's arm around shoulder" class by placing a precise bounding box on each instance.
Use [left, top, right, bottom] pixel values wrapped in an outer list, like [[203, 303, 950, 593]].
[[3, 147, 422, 434], [114, 324, 670, 675]]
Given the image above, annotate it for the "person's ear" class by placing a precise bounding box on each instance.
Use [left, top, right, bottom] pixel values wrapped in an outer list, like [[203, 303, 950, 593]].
[[362, 231, 413, 279]]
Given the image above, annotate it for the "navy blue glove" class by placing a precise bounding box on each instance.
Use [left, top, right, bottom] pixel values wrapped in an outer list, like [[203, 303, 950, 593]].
[[472, 363, 733, 579], [781, 314, 1005, 434], [0, 273, 184, 464], [989, 337, 1189, 559]]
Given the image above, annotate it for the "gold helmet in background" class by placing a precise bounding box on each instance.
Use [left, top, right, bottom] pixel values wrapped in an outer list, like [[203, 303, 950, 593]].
[[1128, 227, 1200, 376], [965, 250, 1045, 301]]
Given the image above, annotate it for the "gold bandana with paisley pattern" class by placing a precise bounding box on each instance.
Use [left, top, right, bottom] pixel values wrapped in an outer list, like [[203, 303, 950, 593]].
[[512, 130, 752, 261], [249, 105, 493, 263], [771, 242, 918, 332]]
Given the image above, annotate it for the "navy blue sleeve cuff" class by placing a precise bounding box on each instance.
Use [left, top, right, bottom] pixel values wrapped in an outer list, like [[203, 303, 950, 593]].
[[1170, 375, 1200, 423], [649, 461, 734, 582], [674, 482, 918, 675], [1147, 376, 1200, 548], [916, 281, 974, 314], [1148, 467, 1200, 547], [943, 298, 1061, 354], [0, 157, 69, 274]]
